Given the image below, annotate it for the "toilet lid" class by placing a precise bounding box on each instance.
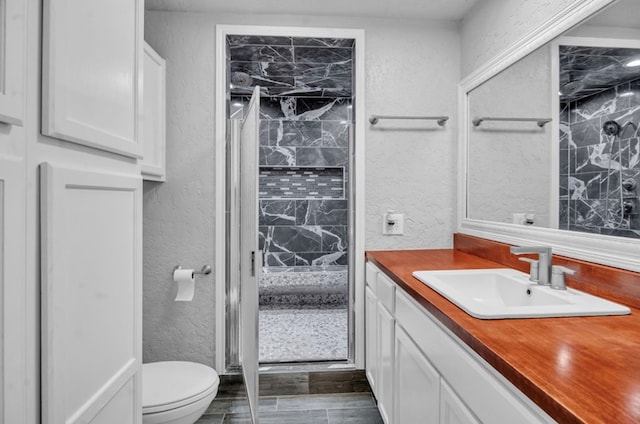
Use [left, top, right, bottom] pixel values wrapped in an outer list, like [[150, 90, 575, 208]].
[[142, 361, 220, 413]]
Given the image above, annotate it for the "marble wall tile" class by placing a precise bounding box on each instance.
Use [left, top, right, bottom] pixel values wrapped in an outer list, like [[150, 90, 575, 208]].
[[264, 252, 297, 267], [296, 200, 348, 225], [260, 146, 296, 166], [269, 226, 323, 253], [322, 122, 350, 147], [231, 61, 352, 81], [230, 45, 293, 63], [259, 200, 296, 225], [559, 147, 570, 174], [321, 226, 348, 252], [559, 103, 571, 149], [295, 252, 347, 267], [228, 35, 292, 46], [570, 119, 602, 147], [295, 38, 355, 48], [229, 36, 352, 269], [269, 121, 323, 146], [294, 47, 352, 64], [563, 73, 640, 236], [572, 85, 630, 123], [297, 147, 348, 167]]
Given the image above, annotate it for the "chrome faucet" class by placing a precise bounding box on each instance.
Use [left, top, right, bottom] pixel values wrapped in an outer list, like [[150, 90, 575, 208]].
[[510, 246, 552, 285]]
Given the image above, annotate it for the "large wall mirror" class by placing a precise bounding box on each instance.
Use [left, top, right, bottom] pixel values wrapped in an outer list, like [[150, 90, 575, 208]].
[[459, 0, 640, 271]]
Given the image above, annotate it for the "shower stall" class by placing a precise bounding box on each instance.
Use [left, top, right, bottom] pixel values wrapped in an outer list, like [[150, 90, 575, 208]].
[[558, 44, 640, 238], [225, 33, 356, 364]]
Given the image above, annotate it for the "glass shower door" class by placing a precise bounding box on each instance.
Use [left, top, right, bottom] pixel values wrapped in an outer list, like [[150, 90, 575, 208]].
[[239, 86, 261, 423]]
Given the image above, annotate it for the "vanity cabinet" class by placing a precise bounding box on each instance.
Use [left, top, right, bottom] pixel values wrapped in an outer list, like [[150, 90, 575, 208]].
[[365, 262, 554, 424], [394, 325, 440, 423], [365, 262, 395, 423], [141, 42, 167, 182]]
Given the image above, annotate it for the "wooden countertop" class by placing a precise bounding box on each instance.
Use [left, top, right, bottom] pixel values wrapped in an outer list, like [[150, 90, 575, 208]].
[[366, 249, 640, 424]]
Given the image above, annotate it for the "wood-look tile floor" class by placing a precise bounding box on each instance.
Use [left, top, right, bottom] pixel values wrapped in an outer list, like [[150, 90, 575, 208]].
[[196, 392, 384, 424]]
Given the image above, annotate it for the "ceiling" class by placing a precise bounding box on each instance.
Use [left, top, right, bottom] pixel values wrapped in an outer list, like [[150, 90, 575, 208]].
[[144, 0, 478, 21]]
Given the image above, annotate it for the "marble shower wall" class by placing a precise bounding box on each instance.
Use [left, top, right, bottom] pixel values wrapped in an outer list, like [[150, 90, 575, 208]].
[[227, 36, 353, 270], [560, 75, 640, 238]]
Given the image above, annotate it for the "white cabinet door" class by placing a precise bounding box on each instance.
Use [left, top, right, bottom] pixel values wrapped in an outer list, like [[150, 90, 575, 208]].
[[377, 304, 394, 424], [441, 380, 481, 424], [141, 42, 166, 181], [42, 0, 144, 158], [0, 155, 26, 423], [41, 163, 142, 424], [0, 0, 26, 125], [365, 286, 378, 392], [394, 325, 440, 424]]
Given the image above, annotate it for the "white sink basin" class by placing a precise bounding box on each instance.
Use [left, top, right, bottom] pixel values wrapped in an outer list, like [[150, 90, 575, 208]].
[[412, 268, 631, 319]]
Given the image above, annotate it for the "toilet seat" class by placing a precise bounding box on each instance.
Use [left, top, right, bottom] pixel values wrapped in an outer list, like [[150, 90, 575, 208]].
[[142, 361, 220, 415]]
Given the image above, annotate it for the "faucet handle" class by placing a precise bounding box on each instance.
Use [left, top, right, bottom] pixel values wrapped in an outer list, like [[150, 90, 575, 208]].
[[551, 265, 575, 290], [518, 257, 539, 282]]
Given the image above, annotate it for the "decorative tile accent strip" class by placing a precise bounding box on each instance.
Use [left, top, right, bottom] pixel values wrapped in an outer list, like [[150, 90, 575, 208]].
[[260, 167, 345, 199]]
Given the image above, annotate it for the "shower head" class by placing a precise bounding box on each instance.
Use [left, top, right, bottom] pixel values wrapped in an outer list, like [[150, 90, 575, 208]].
[[602, 120, 621, 136], [560, 80, 583, 96], [231, 71, 253, 88]]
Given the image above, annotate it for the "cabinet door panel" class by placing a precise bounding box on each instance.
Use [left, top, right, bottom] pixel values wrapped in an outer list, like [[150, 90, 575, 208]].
[[41, 163, 142, 424], [0, 155, 26, 423], [42, 0, 143, 158], [441, 380, 480, 424], [377, 304, 394, 424], [365, 286, 378, 392], [394, 325, 440, 424], [141, 42, 166, 181], [0, 0, 26, 125]]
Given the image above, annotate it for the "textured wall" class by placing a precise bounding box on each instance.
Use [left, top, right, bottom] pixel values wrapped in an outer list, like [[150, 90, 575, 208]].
[[460, 0, 579, 78], [467, 46, 552, 227], [143, 11, 460, 365]]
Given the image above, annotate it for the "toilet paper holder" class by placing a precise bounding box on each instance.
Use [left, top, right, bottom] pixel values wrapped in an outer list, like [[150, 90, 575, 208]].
[[173, 265, 212, 276]]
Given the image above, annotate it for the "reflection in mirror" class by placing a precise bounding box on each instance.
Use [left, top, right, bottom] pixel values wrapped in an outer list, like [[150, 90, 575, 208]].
[[466, 0, 640, 239], [559, 41, 640, 238], [467, 46, 553, 228]]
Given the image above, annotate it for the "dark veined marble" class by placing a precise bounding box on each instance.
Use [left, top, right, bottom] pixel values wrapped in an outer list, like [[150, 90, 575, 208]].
[[561, 74, 640, 237], [296, 200, 348, 226], [559, 45, 640, 103], [256, 97, 352, 121], [227, 35, 354, 48], [228, 35, 353, 268], [268, 120, 323, 147], [228, 35, 353, 97], [230, 45, 293, 63]]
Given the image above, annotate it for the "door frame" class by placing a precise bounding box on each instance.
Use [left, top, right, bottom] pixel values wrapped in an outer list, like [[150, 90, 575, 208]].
[[214, 24, 366, 372]]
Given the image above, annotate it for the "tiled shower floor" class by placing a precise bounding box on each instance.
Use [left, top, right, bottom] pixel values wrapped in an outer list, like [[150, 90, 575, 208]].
[[259, 269, 348, 363], [259, 306, 348, 363]]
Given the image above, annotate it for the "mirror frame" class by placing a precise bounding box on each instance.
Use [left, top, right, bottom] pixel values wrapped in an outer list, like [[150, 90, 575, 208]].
[[457, 0, 640, 273]]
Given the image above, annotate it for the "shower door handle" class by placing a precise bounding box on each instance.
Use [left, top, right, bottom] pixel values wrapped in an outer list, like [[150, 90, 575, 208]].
[[250, 250, 262, 277]]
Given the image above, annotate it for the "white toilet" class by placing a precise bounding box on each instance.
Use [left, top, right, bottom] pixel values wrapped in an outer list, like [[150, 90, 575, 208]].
[[142, 361, 220, 424]]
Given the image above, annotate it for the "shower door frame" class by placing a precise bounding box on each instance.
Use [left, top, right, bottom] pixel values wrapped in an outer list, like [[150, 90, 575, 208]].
[[214, 24, 366, 373]]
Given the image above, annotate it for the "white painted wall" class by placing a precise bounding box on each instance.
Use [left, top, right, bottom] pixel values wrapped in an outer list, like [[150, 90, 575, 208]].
[[467, 46, 552, 227], [460, 0, 580, 78], [143, 11, 460, 364]]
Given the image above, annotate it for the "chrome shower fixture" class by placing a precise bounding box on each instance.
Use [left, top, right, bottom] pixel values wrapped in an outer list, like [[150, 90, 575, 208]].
[[602, 120, 621, 136]]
